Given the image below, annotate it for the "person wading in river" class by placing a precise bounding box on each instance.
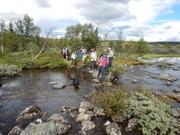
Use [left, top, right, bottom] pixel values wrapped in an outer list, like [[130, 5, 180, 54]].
[[98, 54, 109, 81]]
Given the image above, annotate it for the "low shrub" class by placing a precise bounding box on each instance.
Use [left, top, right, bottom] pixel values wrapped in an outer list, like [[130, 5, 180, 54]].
[[127, 92, 180, 135], [91, 91, 129, 117], [0, 64, 22, 77], [91, 90, 180, 135]]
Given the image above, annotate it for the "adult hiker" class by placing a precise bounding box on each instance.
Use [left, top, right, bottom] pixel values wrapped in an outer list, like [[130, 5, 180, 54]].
[[65, 47, 70, 60], [108, 48, 114, 67], [62, 47, 66, 59], [98, 54, 109, 81], [71, 51, 77, 66], [90, 48, 97, 71]]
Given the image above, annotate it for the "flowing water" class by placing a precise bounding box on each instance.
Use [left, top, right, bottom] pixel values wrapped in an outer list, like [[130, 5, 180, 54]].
[[0, 57, 180, 134], [0, 69, 93, 134], [119, 57, 180, 93]]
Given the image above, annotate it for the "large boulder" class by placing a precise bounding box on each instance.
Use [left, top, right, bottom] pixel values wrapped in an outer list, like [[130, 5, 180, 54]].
[[80, 121, 95, 134], [76, 111, 94, 122], [8, 125, 23, 135], [16, 105, 42, 125], [52, 83, 67, 89], [48, 114, 68, 123], [106, 122, 122, 135], [79, 101, 94, 113], [20, 121, 71, 135]]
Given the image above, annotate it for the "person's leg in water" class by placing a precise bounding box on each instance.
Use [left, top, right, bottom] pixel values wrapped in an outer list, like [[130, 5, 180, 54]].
[[101, 67, 106, 81], [109, 57, 113, 67], [93, 60, 96, 71], [97, 66, 102, 79]]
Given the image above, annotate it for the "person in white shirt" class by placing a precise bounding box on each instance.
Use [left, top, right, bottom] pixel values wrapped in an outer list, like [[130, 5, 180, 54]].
[[108, 48, 114, 67], [71, 51, 77, 66], [90, 48, 97, 70]]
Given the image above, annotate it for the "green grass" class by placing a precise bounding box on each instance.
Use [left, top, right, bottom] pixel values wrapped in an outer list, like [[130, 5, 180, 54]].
[[143, 53, 180, 59], [0, 51, 68, 69]]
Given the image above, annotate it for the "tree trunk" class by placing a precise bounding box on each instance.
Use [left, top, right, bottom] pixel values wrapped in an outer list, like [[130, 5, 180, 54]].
[[32, 28, 53, 61], [1, 35, 3, 54]]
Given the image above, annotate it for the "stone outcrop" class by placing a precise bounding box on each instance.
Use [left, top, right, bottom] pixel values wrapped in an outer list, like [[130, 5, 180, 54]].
[[105, 122, 122, 135], [8, 125, 23, 135], [20, 121, 71, 135], [16, 105, 42, 125], [81, 120, 95, 134]]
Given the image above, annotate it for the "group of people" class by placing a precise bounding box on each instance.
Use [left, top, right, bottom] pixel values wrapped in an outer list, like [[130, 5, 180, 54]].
[[62, 47, 114, 81]]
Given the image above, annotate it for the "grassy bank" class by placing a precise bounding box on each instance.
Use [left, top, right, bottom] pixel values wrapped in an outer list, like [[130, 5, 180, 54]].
[[143, 53, 180, 59], [0, 52, 68, 69], [113, 56, 144, 66]]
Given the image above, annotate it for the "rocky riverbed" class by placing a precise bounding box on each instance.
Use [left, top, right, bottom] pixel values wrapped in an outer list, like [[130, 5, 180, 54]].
[[5, 101, 143, 135], [1, 57, 180, 134]]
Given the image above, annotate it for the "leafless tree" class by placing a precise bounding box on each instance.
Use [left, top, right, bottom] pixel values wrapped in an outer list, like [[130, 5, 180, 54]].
[[0, 20, 5, 54], [32, 27, 54, 61]]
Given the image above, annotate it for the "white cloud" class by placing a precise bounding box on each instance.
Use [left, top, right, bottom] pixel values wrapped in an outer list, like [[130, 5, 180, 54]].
[[0, 0, 179, 41]]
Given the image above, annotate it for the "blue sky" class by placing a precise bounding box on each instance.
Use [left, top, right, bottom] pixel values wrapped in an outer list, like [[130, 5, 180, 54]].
[[156, 3, 180, 21], [0, 0, 180, 41]]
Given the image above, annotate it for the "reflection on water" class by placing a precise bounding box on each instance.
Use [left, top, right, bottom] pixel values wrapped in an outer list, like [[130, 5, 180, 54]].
[[0, 69, 93, 134]]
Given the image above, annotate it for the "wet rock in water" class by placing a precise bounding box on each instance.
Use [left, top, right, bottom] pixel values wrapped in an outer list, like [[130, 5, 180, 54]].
[[81, 121, 95, 133], [76, 111, 94, 122], [92, 79, 100, 83], [173, 89, 180, 94], [8, 125, 23, 135], [167, 93, 180, 102], [52, 83, 67, 89], [16, 105, 42, 125], [93, 107, 105, 116], [83, 94, 91, 99], [165, 81, 172, 86], [47, 114, 68, 123], [49, 81, 58, 85], [20, 120, 71, 135], [34, 119, 42, 124], [125, 118, 139, 132], [126, 77, 130, 80], [41, 112, 49, 122], [132, 79, 139, 83], [172, 67, 179, 71], [79, 101, 94, 113], [106, 122, 122, 135]]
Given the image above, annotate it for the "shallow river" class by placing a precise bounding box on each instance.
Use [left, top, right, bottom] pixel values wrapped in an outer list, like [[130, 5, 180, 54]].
[[0, 69, 93, 134], [0, 58, 180, 134]]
